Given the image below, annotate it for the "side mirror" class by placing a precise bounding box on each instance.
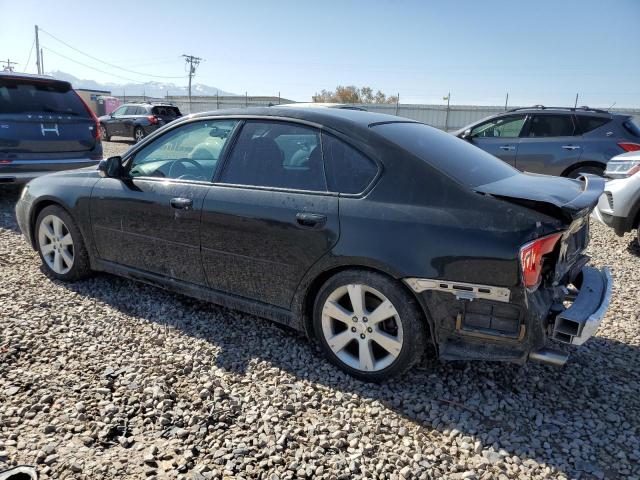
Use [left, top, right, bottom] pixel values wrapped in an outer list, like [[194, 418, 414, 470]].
[[460, 128, 472, 140], [98, 156, 124, 178]]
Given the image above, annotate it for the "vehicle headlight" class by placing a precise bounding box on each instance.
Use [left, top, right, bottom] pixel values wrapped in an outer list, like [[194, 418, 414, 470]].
[[604, 160, 640, 179]]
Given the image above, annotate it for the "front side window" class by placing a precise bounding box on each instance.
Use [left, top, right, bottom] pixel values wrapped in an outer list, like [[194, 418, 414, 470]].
[[221, 121, 326, 191], [111, 106, 127, 117], [528, 114, 575, 137], [129, 120, 238, 181], [322, 133, 378, 194], [471, 115, 526, 138]]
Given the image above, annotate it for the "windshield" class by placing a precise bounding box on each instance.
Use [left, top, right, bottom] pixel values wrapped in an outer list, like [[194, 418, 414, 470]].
[[0, 78, 89, 117], [372, 122, 519, 187]]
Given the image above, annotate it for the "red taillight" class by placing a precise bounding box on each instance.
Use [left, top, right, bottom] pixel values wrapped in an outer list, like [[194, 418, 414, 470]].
[[0, 159, 12, 164], [73, 90, 101, 142], [519, 232, 563, 289], [618, 142, 640, 152], [148, 115, 159, 125]]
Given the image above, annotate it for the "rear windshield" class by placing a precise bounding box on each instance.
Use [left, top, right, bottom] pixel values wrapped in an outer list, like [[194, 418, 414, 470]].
[[152, 106, 181, 117], [0, 78, 89, 117], [623, 119, 640, 138], [372, 122, 518, 187]]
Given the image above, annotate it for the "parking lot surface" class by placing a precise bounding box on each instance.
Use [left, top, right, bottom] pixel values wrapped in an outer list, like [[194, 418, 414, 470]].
[[0, 141, 639, 479]]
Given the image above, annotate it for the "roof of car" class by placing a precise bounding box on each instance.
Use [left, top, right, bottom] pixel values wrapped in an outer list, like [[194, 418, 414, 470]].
[[0, 71, 71, 85], [506, 105, 613, 116], [190, 106, 414, 131], [278, 102, 367, 111]]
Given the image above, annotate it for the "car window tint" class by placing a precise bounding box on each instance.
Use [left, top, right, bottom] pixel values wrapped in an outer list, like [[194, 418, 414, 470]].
[[372, 122, 518, 188], [136, 106, 148, 115], [112, 106, 127, 116], [528, 114, 575, 137], [0, 79, 89, 117], [129, 120, 238, 181], [470, 115, 526, 138], [152, 106, 181, 117], [322, 133, 378, 194], [124, 106, 139, 115], [221, 121, 326, 191], [575, 115, 611, 134]]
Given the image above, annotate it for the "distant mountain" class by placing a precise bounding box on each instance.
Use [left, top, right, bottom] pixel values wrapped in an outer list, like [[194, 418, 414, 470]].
[[48, 71, 237, 98]]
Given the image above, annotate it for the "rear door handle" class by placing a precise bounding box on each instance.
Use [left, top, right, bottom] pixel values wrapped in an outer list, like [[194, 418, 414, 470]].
[[499, 145, 516, 151], [296, 212, 327, 229], [562, 145, 581, 151], [170, 197, 193, 210]]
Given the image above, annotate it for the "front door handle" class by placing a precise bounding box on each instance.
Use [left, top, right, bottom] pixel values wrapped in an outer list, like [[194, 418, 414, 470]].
[[170, 197, 193, 210], [499, 145, 516, 151], [296, 212, 327, 229], [562, 145, 581, 151]]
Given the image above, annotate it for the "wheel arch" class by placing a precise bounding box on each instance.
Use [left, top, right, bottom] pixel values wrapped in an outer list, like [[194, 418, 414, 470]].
[[295, 262, 435, 348], [560, 160, 606, 177], [29, 198, 77, 249]]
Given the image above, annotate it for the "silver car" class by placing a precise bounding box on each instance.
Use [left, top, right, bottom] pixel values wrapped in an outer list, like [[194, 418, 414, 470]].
[[592, 151, 640, 246]]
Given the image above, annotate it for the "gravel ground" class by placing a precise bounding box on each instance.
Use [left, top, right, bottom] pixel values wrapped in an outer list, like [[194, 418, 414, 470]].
[[1, 145, 639, 479]]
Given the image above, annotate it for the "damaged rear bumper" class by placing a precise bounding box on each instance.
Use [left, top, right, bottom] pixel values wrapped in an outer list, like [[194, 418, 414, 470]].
[[551, 266, 613, 345]]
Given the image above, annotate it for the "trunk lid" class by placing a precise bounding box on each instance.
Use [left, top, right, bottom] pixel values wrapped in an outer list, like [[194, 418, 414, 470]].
[[0, 76, 98, 156], [474, 172, 604, 222]]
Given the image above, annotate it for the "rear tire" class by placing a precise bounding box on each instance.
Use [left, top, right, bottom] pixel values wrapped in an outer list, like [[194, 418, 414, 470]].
[[565, 165, 604, 178], [35, 205, 91, 282], [312, 270, 427, 382], [100, 124, 110, 141], [134, 127, 145, 143]]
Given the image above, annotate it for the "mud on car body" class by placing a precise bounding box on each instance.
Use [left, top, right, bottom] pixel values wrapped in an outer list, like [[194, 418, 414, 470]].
[[16, 107, 612, 381]]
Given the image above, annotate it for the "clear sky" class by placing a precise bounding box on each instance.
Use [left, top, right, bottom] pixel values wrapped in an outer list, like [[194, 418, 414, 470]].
[[1, 0, 639, 107]]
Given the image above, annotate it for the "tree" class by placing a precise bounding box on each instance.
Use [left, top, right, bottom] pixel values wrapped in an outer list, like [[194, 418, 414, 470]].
[[312, 85, 398, 104]]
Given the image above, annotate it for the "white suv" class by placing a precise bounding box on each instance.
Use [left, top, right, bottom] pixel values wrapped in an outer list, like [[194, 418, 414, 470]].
[[592, 151, 640, 246]]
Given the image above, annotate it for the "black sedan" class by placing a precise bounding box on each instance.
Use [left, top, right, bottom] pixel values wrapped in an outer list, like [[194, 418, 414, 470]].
[[16, 107, 612, 382]]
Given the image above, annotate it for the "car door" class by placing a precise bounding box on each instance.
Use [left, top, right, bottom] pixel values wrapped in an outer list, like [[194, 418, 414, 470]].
[[90, 118, 240, 285], [515, 113, 582, 176], [105, 105, 127, 136], [467, 115, 526, 166], [121, 106, 142, 138], [200, 120, 340, 308]]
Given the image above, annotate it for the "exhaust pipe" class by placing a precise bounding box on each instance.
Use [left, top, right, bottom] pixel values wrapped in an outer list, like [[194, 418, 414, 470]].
[[529, 348, 569, 367]]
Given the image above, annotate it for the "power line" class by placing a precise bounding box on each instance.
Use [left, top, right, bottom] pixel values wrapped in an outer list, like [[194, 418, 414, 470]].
[[24, 37, 35, 73], [39, 27, 185, 79], [42, 46, 144, 83]]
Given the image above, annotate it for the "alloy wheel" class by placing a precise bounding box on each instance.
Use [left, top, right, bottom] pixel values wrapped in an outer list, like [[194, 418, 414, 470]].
[[100, 125, 107, 140], [321, 283, 403, 372], [135, 128, 144, 142], [38, 214, 74, 275]]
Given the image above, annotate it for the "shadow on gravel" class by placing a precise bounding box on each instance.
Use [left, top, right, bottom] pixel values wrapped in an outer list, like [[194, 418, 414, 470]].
[[56, 272, 640, 480], [626, 237, 640, 257], [0, 186, 22, 233]]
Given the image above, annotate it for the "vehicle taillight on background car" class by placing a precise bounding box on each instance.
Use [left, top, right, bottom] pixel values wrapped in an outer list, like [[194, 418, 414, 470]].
[[73, 91, 101, 142], [519, 232, 564, 289], [618, 142, 640, 152], [148, 115, 159, 125]]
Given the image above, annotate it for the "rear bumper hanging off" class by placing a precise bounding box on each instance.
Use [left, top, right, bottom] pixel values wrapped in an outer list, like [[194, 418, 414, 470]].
[[552, 266, 613, 345]]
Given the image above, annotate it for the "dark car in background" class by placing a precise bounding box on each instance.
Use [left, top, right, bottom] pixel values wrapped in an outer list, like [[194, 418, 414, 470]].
[[16, 107, 611, 381], [0, 72, 102, 184], [99, 102, 182, 142], [456, 106, 640, 177]]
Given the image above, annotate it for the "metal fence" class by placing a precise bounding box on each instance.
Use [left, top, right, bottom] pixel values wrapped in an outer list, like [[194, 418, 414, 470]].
[[116, 95, 640, 132]]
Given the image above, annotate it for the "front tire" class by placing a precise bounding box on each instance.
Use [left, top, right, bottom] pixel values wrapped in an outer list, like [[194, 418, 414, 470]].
[[313, 270, 427, 382], [35, 205, 91, 281]]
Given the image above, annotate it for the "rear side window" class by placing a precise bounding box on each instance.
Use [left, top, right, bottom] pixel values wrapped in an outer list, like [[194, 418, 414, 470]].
[[623, 119, 640, 138], [372, 122, 518, 188], [152, 106, 181, 117], [322, 134, 378, 194], [124, 106, 140, 115], [0, 79, 89, 117], [221, 121, 326, 191], [528, 114, 576, 137], [576, 115, 611, 134]]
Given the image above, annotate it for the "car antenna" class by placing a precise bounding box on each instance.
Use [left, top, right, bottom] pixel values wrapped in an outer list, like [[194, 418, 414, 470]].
[[606, 101, 616, 112]]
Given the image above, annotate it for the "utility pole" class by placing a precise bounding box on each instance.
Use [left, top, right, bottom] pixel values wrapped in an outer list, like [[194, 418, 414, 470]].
[[1, 58, 18, 72], [182, 54, 202, 114], [35, 25, 41, 74], [504, 92, 509, 111], [444, 92, 451, 131], [40, 48, 44, 74], [574, 93, 579, 108], [395, 93, 400, 115]]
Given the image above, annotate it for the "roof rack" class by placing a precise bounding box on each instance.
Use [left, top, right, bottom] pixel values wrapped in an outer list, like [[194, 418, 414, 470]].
[[507, 105, 610, 114]]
